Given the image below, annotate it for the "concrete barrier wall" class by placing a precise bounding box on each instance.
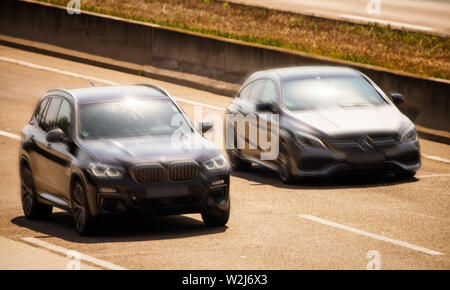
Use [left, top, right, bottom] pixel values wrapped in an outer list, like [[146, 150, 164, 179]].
[[1, 0, 449, 131]]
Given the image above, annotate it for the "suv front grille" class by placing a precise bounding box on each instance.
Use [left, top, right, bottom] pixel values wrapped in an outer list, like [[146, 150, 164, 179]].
[[131, 163, 166, 184], [168, 161, 199, 183], [329, 134, 399, 153], [131, 161, 199, 184]]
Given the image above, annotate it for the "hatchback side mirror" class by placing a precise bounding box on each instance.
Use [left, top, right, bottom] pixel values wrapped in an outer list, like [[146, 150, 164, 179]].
[[46, 128, 68, 143], [199, 120, 213, 135], [390, 92, 404, 105], [256, 102, 278, 113]]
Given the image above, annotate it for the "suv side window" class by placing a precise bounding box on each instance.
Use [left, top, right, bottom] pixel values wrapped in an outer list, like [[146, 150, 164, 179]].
[[41, 97, 62, 132], [33, 98, 49, 124], [260, 80, 279, 104], [56, 99, 71, 136], [238, 83, 252, 100]]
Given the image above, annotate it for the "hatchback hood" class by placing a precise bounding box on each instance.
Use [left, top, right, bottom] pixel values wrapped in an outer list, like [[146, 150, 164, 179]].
[[290, 105, 410, 136], [78, 133, 220, 166]]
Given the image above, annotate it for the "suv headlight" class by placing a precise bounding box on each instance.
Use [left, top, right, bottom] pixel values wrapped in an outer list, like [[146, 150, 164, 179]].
[[401, 127, 418, 143], [203, 154, 229, 170], [295, 132, 326, 148], [87, 163, 125, 178]]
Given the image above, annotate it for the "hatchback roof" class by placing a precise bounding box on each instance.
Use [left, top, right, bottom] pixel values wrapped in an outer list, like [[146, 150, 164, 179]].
[[61, 85, 169, 105], [249, 66, 362, 82]]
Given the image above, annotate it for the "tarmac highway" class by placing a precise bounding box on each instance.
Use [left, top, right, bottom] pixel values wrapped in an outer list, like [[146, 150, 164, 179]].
[[0, 44, 449, 270], [227, 0, 450, 35]]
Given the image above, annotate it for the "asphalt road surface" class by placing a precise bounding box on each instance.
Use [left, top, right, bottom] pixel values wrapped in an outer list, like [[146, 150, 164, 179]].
[[0, 44, 449, 269], [227, 0, 450, 35]]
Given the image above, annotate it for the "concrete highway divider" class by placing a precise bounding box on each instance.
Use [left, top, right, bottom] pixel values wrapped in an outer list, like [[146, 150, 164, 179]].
[[0, 0, 449, 136]]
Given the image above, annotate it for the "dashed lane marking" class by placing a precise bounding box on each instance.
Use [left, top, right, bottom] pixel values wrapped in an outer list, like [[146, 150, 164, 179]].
[[299, 214, 444, 256], [21, 237, 128, 270]]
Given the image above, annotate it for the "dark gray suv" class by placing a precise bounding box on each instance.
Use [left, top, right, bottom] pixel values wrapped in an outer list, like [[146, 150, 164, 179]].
[[19, 84, 230, 235]]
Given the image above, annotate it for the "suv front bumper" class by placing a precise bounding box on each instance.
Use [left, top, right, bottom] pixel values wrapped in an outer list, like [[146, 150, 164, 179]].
[[84, 168, 230, 218]]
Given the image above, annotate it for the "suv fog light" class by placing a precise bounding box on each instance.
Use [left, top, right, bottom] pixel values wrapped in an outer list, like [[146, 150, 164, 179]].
[[211, 179, 225, 186], [99, 187, 118, 193]]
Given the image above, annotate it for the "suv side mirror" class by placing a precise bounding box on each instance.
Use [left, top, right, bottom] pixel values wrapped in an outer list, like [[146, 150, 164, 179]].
[[199, 120, 213, 135], [256, 102, 278, 113], [390, 93, 404, 105], [46, 128, 68, 143]]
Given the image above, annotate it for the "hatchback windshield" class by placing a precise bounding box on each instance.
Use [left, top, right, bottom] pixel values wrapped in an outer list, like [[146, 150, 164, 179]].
[[283, 76, 386, 110], [78, 99, 191, 139]]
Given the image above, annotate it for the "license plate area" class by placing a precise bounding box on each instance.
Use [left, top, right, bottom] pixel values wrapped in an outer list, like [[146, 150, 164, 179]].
[[145, 185, 189, 198], [346, 152, 385, 165]]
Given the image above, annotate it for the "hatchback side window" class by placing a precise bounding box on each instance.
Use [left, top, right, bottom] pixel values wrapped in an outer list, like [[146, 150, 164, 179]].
[[248, 80, 265, 104], [56, 99, 72, 136], [41, 97, 62, 132], [260, 80, 279, 104], [32, 98, 49, 125]]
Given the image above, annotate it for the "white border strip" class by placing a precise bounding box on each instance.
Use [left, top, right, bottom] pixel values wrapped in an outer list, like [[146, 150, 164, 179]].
[[299, 215, 443, 256], [21, 237, 127, 270]]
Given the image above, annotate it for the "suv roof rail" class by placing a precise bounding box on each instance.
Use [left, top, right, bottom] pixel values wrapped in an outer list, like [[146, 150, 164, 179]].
[[46, 88, 70, 94], [45, 89, 75, 99], [135, 84, 170, 97]]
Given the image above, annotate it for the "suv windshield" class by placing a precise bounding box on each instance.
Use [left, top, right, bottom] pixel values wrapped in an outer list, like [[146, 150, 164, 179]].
[[78, 99, 191, 139], [283, 76, 386, 110]]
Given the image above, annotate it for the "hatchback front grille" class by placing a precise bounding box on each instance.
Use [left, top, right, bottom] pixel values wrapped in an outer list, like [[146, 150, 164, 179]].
[[168, 161, 199, 183], [130, 161, 199, 184], [329, 134, 399, 153]]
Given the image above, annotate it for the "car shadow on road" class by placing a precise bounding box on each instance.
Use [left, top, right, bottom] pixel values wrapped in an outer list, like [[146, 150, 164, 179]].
[[232, 164, 418, 189], [11, 213, 226, 244]]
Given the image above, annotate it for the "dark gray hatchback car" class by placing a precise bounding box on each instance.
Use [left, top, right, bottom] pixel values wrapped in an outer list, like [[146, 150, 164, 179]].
[[19, 84, 230, 235], [225, 66, 420, 183]]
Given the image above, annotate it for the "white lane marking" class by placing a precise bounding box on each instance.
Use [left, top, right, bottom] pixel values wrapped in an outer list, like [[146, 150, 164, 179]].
[[298, 215, 444, 256], [0, 56, 117, 85], [0, 56, 225, 111], [417, 173, 450, 178], [21, 237, 127, 270], [339, 14, 435, 32], [0, 130, 20, 140], [421, 154, 450, 164], [174, 97, 225, 111]]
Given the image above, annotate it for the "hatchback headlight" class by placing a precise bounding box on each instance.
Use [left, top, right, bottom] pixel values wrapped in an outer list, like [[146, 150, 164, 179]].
[[401, 127, 418, 143], [87, 163, 125, 178], [295, 132, 326, 148], [203, 155, 229, 170]]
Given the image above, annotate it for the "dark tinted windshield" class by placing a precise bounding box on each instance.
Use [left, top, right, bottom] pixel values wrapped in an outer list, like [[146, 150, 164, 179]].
[[78, 99, 191, 139], [283, 76, 386, 110]]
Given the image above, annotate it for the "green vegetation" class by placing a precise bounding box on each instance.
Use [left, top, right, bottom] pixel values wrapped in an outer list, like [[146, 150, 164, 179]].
[[39, 0, 450, 79]]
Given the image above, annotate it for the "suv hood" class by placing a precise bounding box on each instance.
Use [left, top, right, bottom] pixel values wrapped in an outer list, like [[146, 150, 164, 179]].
[[290, 105, 410, 136], [78, 133, 220, 167]]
